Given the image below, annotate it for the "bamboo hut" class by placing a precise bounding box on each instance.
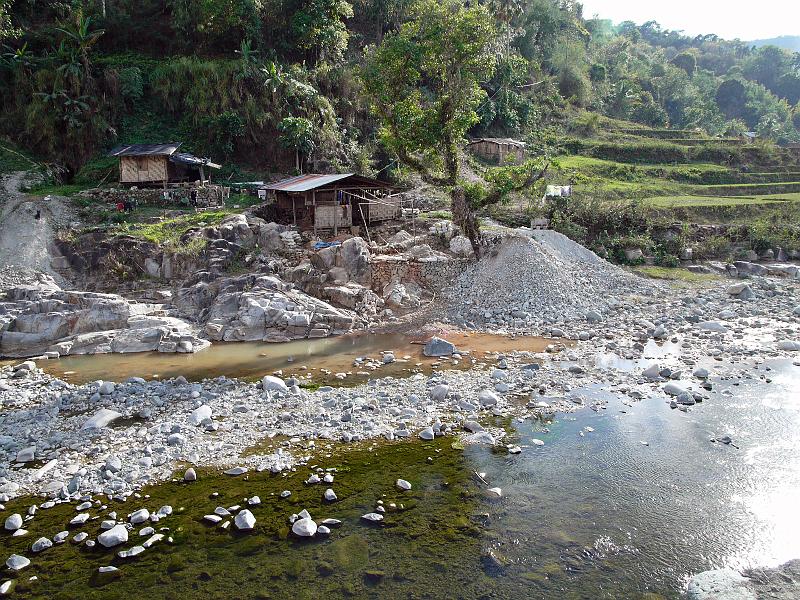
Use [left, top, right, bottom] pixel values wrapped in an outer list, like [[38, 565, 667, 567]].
[[108, 143, 222, 187]]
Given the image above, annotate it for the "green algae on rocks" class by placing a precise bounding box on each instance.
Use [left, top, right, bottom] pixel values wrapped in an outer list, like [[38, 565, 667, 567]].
[[0, 439, 501, 600]]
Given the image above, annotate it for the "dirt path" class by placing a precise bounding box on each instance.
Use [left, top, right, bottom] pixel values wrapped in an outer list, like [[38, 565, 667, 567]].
[[0, 171, 76, 291]]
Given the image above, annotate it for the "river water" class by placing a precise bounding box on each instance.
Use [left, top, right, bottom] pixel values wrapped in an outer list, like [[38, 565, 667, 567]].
[[19, 332, 553, 385], [3, 347, 798, 599], [464, 357, 800, 597]]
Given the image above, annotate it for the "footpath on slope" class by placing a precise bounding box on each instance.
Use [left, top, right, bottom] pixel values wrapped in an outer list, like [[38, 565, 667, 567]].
[[0, 171, 75, 291]]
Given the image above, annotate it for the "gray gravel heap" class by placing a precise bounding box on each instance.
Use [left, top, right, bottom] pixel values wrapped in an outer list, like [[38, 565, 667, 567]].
[[448, 231, 660, 328]]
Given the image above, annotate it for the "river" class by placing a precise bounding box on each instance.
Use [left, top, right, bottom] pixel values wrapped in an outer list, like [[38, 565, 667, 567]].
[[2, 350, 798, 599]]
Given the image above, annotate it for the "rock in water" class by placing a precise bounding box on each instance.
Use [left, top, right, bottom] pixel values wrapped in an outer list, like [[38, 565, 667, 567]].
[[686, 568, 755, 600], [361, 513, 384, 523], [323, 489, 337, 502], [663, 382, 688, 397], [184, 467, 197, 482], [4, 513, 22, 531], [423, 337, 456, 357], [291, 518, 317, 537], [31, 537, 53, 553], [98, 524, 129, 548], [6, 554, 30, 571], [396, 479, 411, 491], [419, 427, 435, 440], [642, 364, 661, 380], [234, 509, 256, 531], [129, 509, 150, 525]]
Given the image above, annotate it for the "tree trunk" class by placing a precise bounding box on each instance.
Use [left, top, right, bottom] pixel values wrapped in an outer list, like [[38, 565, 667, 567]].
[[295, 149, 300, 173], [451, 185, 481, 257]]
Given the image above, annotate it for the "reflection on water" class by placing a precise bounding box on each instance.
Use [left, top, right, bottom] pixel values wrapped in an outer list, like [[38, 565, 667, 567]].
[[26, 332, 553, 385], [464, 359, 800, 597]]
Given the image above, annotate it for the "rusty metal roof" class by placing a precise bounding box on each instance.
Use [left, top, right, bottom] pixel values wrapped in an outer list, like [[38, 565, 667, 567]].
[[263, 173, 354, 192], [263, 174, 395, 193]]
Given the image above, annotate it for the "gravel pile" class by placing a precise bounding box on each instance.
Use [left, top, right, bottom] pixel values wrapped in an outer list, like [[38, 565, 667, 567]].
[[447, 230, 660, 328]]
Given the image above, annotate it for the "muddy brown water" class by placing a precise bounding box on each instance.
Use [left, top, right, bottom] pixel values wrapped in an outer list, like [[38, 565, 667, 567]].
[[16, 332, 555, 385]]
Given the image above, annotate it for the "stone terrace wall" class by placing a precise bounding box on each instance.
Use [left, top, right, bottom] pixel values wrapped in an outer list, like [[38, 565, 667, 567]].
[[371, 256, 470, 293], [76, 186, 228, 208]]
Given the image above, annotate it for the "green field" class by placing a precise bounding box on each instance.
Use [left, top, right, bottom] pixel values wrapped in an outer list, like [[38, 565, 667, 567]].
[[643, 193, 800, 208]]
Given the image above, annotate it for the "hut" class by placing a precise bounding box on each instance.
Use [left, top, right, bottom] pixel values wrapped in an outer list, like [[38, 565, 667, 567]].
[[262, 174, 396, 235], [466, 138, 526, 164], [108, 143, 221, 187]]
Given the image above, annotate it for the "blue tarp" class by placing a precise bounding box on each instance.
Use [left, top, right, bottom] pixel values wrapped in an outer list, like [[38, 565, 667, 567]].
[[313, 241, 342, 250]]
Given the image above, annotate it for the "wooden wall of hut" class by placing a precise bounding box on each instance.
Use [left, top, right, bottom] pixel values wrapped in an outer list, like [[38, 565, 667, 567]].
[[119, 155, 169, 184]]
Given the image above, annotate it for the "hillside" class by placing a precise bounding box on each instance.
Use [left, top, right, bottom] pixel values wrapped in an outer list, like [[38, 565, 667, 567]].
[[0, 1, 798, 182], [749, 35, 800, 52]]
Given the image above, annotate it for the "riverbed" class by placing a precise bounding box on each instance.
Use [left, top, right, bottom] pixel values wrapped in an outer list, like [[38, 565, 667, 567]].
[[2, 355, 797, 598]]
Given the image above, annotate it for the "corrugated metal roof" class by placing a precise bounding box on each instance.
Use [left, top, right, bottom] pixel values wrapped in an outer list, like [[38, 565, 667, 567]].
[[263, 173, 355, 192], [108, 143, 182, 157]]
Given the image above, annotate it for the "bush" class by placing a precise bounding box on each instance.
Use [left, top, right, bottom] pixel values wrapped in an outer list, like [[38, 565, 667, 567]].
[[694, 235, 733, 259], [655, 252, 680, 267], [558, 66, 591, 107]]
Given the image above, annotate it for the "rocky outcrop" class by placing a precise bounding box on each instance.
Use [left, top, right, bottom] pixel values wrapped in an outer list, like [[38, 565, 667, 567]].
[[57, 213, 302, 284], [174, 273, 356, 342], [0, 285, 208, 358]]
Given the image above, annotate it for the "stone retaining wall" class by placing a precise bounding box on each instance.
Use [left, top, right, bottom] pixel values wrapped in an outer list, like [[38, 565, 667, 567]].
[[76, 185, 228, 208], [370, 256, 470, 293]]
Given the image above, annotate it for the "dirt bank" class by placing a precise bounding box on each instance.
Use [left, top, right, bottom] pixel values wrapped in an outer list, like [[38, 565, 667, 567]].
[[0, 171, 76, 291]]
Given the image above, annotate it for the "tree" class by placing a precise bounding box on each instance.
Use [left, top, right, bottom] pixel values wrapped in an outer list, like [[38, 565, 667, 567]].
[[290, 0, 354, 63], [777, 73, 800, 105], [716, 79, 748, 121], [361, 0, 498, 254], [671, 51, 697, 77], [743, 45, 792, 92], [278, 116, 316, 172]]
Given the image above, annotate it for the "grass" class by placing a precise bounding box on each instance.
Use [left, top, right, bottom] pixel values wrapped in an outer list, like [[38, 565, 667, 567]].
[[112, 210, 232, 252], [643, 194, 800, 208], [420, 209, 453, 220], [0, 143, 40, 172], [632, 265, 721, 284]]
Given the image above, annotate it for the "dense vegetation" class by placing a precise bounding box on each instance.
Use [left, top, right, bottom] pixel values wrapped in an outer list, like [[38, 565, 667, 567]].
[[1, 0, 798, 180]]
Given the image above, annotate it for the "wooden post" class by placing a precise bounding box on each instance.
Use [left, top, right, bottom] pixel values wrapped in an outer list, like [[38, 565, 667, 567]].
[[312, 191, 317, 237], [199, 165, 206, 183], [292, 195, 296, 226], [333, 187, 338, 237]]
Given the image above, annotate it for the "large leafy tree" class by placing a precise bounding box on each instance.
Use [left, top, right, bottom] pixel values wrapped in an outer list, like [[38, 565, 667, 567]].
[[361, 0, 497, 253]]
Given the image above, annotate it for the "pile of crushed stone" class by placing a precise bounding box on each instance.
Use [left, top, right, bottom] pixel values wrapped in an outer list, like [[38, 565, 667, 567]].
[[446, 230, 660, 328]]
